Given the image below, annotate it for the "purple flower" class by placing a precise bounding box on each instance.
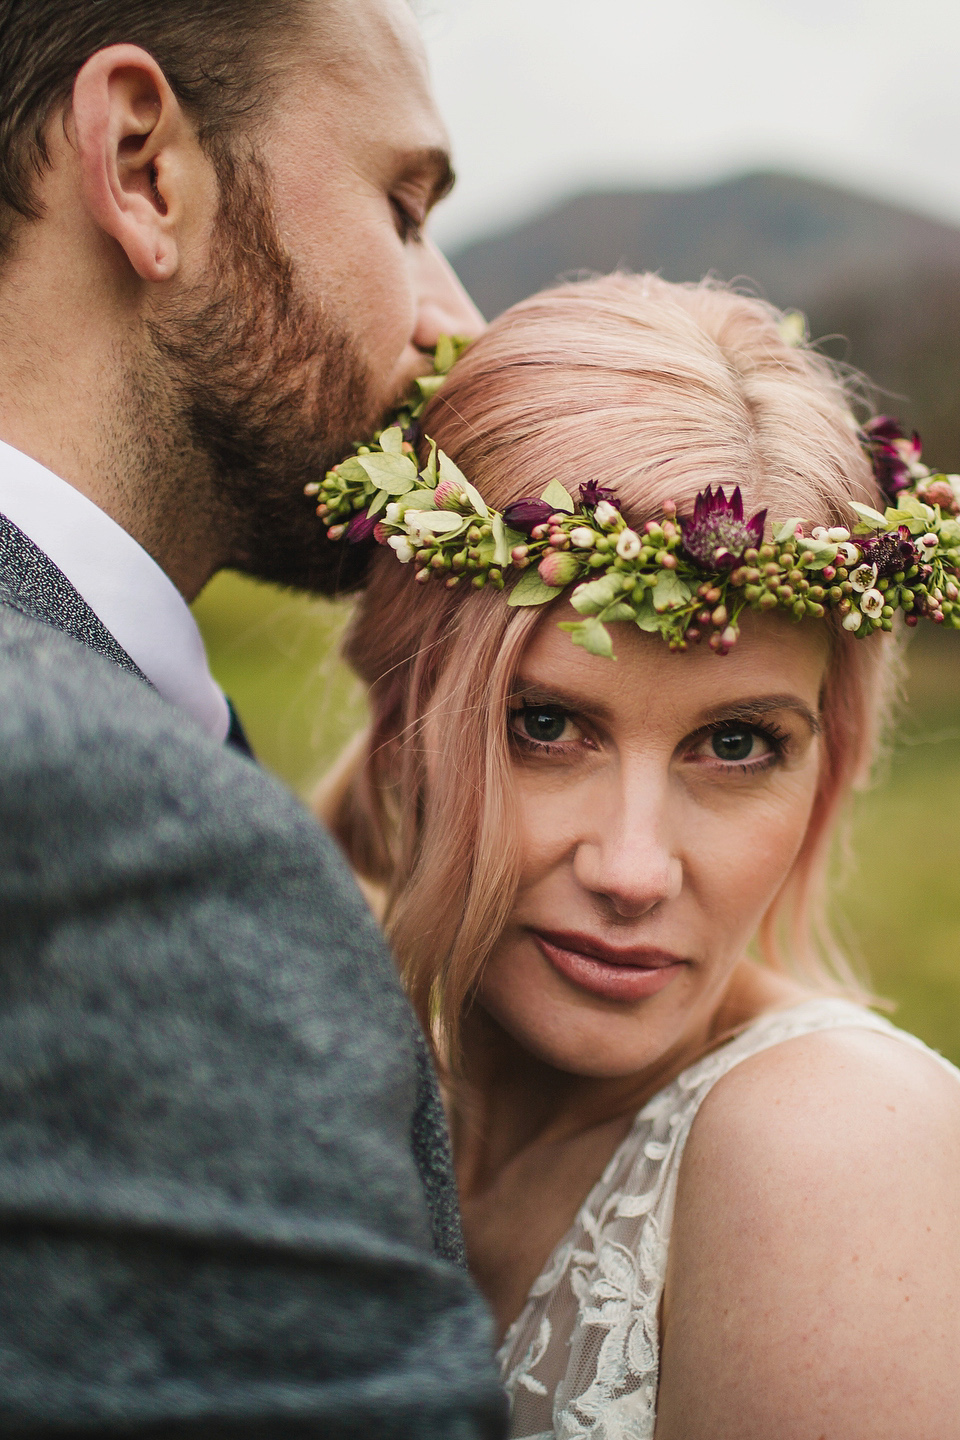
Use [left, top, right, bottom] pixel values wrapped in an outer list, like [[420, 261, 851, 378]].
[[862, 416, 923, 501], [579, 480, 621, 511], [859, 524, 917, 578], [680, 486, 767, 568], [346, 508, 378, 544], [503, 498, 555, 534]]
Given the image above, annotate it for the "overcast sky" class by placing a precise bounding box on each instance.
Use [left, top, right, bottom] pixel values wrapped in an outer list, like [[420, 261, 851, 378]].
[[420, 0, 960, 252]]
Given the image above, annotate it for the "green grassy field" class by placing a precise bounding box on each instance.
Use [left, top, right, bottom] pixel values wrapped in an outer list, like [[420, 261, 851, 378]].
[[194, 571, 960, 1064]]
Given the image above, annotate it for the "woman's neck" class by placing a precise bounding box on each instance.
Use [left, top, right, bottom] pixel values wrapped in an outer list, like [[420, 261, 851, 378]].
[[453, 958, 798, 1190], [450, 960, 808, 1336]]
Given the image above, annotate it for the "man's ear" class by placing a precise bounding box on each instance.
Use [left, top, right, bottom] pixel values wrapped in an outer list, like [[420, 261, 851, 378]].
[[70, 45, 202, 282]]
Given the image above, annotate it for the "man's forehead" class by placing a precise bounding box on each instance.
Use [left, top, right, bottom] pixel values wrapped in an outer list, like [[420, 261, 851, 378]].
[[299, 0, 449, 157]]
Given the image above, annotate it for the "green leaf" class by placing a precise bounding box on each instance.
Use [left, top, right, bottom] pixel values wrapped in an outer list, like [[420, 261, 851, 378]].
[[336, 456, 372, 487], [539, 478, 575, 514], [504, 526, 527, 551], [434, 334, 456, 374], [651, 570, 693, 612], [367, 489, 388, 518], [629, 589, 661, 632], [413, 373, 445, 402], [420, 441, 439, 488], [402, 488, 442, 508], [438, 450, 489, 519], [507, 568, 563, 607], [557, 617, 615, 659], [570, 573, 626, 615], [378, 426, 403, 455], [492, 514, 510, 568], [849, 501, 888, 528], [775, 517, 803, 543], [404, 509, 464, 534], [892, 496, 934, 522], [801, 537, 838, 569], [634, 607, 663, 633], [599, 602, 636, 623], [356, 452, 418, 495]]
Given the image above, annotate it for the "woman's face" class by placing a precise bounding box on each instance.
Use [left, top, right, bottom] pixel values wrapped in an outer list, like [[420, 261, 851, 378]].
[[478, 605, 830, 1079]]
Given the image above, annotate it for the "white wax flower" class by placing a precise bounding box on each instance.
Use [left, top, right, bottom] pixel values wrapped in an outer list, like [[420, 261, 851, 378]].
[[849, 562, 878, 593], [594, 501, 620, 529], [569, 527, 596, 549], [388, 535, 415, 563], [842, 610, 864, 631], [616, 529, 642, 560], [860, 588, 885, 619]]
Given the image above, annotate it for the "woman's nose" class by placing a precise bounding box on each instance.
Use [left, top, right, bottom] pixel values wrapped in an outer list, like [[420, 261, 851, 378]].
[[572, 782, 683, 920], [410, 238, 486, 348]]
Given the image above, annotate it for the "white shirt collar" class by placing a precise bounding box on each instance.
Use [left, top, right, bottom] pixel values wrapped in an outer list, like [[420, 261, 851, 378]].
[[0, 438, 230, 741]]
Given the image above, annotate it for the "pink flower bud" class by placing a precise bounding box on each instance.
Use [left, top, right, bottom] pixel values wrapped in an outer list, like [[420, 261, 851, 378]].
[[433, 480, 467, 511], [538, 551, 581, 587]]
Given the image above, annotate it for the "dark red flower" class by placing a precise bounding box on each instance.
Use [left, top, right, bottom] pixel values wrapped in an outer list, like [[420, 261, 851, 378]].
[[680, 486, 767, 568], [346, 509, 378, 544], [503, 498, 555, 534], [579, 480, 621, 510], [862, 415, 922, 501], [859, 524, 917, 578]]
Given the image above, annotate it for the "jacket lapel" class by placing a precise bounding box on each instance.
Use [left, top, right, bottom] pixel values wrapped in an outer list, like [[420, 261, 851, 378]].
[[0, 511, 148, 682]]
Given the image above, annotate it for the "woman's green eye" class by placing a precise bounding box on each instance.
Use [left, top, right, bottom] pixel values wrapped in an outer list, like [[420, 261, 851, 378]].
[[523, 708, 568, 743], [711, 729, 756, 762]]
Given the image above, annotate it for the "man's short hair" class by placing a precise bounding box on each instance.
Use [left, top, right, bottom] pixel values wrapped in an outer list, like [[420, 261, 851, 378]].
[[0, 0, 307, 255]]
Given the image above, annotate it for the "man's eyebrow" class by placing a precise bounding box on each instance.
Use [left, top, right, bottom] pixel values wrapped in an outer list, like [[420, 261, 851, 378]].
[[698, 695, 822, 734], [399, 146, 455, 207]]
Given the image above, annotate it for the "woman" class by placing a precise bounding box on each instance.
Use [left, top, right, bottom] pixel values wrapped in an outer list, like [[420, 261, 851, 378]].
[[316, 275, 960, 1438]]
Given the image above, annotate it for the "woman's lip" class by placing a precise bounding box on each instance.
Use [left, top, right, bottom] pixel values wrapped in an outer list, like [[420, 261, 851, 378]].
[[533, 931, 688, 1003]]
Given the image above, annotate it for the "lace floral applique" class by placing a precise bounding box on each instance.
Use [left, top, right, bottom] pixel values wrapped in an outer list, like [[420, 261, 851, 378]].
[[500, 999, 946, 1440]]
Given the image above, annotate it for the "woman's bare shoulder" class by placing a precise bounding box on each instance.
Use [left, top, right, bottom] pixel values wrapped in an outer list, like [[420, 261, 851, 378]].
[[656, 1023, 960, 1440], [691, 1020, 960, 1168]]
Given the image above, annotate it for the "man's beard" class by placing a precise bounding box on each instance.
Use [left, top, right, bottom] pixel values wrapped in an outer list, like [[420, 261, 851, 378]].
[[144, 145, 379, 595]]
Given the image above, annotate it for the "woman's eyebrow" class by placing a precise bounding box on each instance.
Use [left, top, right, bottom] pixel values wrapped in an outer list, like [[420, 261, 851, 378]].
[[698, 696, 822, 734], [509, 680, 615, 722]]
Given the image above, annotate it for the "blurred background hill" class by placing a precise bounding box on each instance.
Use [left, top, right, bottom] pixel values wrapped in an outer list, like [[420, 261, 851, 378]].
[[451, 170, 960, 468], [194, 0, 960, 1062]]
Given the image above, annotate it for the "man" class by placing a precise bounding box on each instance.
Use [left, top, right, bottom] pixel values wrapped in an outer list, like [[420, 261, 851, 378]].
[[0, 1, 505, 1434]]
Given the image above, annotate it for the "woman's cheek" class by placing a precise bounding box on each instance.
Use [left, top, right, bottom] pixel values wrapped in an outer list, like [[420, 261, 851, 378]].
[[514, 772, 585, 885], [692, 771, 820, 923]]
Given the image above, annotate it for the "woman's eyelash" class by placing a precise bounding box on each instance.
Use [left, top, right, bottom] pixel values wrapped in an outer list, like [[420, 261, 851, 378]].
[[697, 718, 790, 770], [507, 703, 581, 753]]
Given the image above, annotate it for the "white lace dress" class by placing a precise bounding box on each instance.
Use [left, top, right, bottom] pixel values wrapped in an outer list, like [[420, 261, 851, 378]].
[[498, 997, 960, 1440]]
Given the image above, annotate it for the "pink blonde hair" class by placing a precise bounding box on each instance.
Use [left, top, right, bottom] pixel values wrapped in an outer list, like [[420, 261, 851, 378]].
[[322, 274, 896, 1066]]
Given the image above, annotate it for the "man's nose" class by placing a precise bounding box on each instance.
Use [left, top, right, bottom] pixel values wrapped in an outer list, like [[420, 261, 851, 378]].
[[411, 237, 486, 348]]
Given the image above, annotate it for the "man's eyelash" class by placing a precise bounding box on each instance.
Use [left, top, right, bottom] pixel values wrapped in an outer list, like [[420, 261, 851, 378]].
[[391, 198, 424, 243]]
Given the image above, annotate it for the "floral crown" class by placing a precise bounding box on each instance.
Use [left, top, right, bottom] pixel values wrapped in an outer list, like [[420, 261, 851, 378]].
[[307, 340, 960, 659]]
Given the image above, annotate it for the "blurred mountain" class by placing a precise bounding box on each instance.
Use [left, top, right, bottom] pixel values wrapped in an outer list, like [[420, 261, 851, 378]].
[[450, 171, 960, 469]]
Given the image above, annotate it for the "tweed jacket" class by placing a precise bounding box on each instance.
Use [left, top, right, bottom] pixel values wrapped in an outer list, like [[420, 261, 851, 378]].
[[0, 512, 504, 1437]]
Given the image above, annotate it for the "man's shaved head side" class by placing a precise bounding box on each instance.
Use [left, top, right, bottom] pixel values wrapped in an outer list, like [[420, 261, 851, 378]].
[[0, 0, 309, 257]]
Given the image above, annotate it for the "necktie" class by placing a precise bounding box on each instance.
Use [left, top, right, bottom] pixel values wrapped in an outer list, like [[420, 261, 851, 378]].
[[226, 699, 255, 760]]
